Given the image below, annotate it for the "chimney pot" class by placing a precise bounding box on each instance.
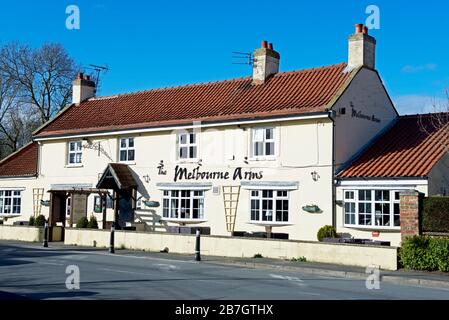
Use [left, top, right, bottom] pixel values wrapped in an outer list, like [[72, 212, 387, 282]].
[[363, 26, 369, 34], [268, 43, 273, 50], [261, 40, 268, 49], [355, 24, 364, 34], [85, 75, 91, 81], [77, 72, 84, 79]]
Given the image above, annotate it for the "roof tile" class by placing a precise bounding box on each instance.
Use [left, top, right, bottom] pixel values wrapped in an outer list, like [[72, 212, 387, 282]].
[[338, 113, 449, 178], [35, 63, 352, 138]]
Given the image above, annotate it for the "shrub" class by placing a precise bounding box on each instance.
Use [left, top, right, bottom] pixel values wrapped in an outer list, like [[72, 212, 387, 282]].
[[291, 256, 307, 262], [28, 216, 35, 226], [399, 235, 449, 272], [253, 253, 263, 258], [87, 216, 99, 229], [34, 215, 46, 227], [422, 196, 449, 233], [0, 219, 3, 225], [76, 216, 89, 228], [317, 225, 338, 242]]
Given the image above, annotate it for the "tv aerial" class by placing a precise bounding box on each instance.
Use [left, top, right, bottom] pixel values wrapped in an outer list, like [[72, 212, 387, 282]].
[[86, 64, 109, 88], [232, 52, 253, 66]]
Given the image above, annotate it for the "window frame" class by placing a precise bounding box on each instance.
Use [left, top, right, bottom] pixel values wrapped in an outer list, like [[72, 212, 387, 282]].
[[250, 127, 277, 160], [162, 189, 205, 221], [67, 141, 83, 165], [177, 131, 198, 161], [119, 137, 136, 163], [343, 189, 402, 230], [0, 190, 22, 216], [249, 189, 290, 224]]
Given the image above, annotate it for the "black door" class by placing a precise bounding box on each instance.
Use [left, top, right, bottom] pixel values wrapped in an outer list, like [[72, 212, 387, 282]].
[[118, 193, 134, 228]]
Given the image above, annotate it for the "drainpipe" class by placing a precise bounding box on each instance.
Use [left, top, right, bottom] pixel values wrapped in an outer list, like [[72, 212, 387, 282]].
[[328, 109, 337, 229]]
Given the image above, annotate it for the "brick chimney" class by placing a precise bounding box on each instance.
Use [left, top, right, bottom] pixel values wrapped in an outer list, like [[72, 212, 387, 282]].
[[348, 24, 376, 70], [252, 40, 280, 84], [72, 72, 96, 104]]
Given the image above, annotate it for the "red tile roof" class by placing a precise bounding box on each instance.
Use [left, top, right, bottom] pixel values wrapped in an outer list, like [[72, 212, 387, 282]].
[[338, 113, 449, 178], [0, 142, 38, 178], [34, 63, 353, 138]]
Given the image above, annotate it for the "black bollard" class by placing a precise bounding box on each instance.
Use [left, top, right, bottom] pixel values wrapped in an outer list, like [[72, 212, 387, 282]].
[[43, 220, 49, 248], [194, 229, 201, 261], [109, 222, 115, 254]]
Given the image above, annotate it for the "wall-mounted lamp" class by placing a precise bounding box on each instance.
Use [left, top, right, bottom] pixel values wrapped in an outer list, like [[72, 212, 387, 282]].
[[198, 159, 203, 167], [311, 171, 320, 181], [244, 156, 249, 165]]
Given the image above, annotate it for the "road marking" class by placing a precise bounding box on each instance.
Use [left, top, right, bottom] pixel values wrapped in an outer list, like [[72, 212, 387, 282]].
[[154, 263, 178, 271], [269, 274, 306, 286], [38, 261, 64, 266]]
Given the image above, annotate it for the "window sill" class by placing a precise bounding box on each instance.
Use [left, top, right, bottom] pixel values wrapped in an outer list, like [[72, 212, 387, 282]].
[[161, 218, 207, 224], [176, 159, 200, 164], [248, 221, 292, 227], [65, 164, 84, 168], [343, 224, 401, 232], [0, 214, 21, 218], [248, 157, 277, 162], [119, 161, 136, 166]]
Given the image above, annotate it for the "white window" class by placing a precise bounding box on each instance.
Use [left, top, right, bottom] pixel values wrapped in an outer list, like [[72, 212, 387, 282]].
[[0, 190, 22, 215], [119, 137, 135, 162], [344, 189, 401, 228], [68, 141, 83, 164], [162, 190, 204, 220], [250, 190, 289, 223], [178, 132, 197, 160], [252, 127, 275, 158]]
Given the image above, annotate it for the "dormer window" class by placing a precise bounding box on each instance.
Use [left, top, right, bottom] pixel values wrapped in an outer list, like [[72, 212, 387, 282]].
[[251, 127, 275, 159], [178, 132, 197, 160]]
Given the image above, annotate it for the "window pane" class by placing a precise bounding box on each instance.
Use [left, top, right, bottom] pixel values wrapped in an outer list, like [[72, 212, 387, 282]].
[[69, 153, 76, 164], [69, 142, 75, 151], [262, 199, 273, 221], [265, 142, 274, 156], [254, 142, 263, 156], [120, 150, 127, 162], [180, 134, 187, 144], [253, 129, 263, 141], [251, 199, 260, 221], [345, 191, 354, 200], [266, 128, 274, 140], [128, 138, 134, 148], [180, 147, 188, 159], [189, 146, 197, 159], [75, 153, 82, 163], [121, 139, 127, 148], [128, 150, 135, 161], [190, 134, 196, 144], [76, 142, 82, 151]]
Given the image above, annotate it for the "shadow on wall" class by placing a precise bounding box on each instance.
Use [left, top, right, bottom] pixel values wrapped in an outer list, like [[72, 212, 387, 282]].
[[135, 209, 168, 232]]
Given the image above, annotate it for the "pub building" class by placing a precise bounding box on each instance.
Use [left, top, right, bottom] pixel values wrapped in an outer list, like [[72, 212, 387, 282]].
[[0, 24, 448, 246]]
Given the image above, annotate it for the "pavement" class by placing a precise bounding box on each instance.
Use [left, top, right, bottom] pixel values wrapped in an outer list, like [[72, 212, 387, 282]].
[[0, 240, 449, 300]]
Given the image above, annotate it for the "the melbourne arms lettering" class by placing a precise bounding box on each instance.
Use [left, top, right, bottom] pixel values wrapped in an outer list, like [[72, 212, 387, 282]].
[[174, 165, 263, 182]]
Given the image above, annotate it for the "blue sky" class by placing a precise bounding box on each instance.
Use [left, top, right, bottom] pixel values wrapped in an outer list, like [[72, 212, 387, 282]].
[[0, 0, 448, 115]]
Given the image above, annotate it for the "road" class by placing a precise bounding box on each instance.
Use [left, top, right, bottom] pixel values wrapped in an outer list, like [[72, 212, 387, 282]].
[[0, 241, 449, 300]]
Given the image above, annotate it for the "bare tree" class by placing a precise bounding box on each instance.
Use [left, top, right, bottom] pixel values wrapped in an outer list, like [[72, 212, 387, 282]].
[[418, 90, 449, 153], [0, 42, 78, 124]]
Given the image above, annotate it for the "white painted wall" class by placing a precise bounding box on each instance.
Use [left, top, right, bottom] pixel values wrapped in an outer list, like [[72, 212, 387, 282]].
[[333, 68, 398, 171], [1, 118, 336, 242]]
